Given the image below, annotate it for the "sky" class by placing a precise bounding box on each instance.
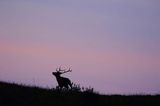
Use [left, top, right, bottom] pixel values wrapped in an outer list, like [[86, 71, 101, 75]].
[[0, 0, 160, 94]]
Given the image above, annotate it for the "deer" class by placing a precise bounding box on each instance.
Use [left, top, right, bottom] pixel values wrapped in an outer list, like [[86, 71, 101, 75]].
[[52, 67, 72, 89]]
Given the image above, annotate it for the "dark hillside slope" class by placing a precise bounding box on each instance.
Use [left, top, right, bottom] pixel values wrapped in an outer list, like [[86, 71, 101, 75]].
[[0, 81, 160, 106]]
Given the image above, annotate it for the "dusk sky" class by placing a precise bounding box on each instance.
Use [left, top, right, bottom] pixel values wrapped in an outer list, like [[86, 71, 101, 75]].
[[0, 0, 160, 94]]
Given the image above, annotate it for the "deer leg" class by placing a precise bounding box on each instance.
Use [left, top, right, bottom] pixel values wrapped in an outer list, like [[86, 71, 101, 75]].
[[58, 85, 63, 91], [65, 85, 69, 89], [69, 83, 72, 89]]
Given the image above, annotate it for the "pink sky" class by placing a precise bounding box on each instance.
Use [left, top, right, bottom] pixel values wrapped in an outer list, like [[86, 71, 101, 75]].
[[0, 0, 160, 94]]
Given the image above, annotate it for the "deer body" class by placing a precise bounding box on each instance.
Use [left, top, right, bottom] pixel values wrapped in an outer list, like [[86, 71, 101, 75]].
[[52, 67, 72, 89]]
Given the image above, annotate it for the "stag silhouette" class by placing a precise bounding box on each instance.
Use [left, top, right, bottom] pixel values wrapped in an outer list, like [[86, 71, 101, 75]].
[[52, 67, 72, 89]]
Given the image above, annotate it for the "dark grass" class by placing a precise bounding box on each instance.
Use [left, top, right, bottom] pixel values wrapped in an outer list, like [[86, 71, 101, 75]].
[[0, 81, 160, 106]]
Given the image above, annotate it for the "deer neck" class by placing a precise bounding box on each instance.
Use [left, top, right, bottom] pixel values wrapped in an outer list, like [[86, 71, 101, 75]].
[[55, 75, 61, 80]]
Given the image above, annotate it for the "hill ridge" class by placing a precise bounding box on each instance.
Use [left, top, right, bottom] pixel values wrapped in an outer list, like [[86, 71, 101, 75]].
[[0, 81, 160, 106]]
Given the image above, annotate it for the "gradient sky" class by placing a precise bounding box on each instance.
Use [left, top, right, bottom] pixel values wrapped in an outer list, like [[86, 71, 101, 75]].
[[0, 0, 160, 94]]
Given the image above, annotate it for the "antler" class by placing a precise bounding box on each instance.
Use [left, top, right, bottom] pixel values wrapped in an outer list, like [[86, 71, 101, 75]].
[[56, 67, 72, 74], [56, 66, 65, 72], [63, 68, 72, 73]]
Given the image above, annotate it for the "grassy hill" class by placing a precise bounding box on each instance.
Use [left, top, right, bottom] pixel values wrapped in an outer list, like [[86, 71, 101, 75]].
[[0, 81, 160, 106]]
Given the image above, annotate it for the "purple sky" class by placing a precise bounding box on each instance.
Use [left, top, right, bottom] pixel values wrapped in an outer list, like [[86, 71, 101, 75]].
[[0, 0, 160, 94]]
